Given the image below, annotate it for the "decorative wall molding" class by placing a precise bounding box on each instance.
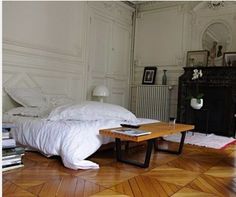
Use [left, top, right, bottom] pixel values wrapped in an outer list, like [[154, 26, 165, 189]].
[[3, 39, 84, 64], [190, 2, 236, 53], [134, 1, 236, 117], [137, 1, 194, 13], [3, 2, 87, 64], [88, 1, 133, 26], [3, 63, 86, 104], [3, 51, 84, 74], [3, 1, 133, 110]]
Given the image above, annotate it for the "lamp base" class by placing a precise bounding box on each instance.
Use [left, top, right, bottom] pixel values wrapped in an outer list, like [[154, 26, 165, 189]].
[[98, 97, 104, 103]]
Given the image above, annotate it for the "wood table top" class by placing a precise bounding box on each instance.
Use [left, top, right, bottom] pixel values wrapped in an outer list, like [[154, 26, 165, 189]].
[[99, 122, 194, 142]]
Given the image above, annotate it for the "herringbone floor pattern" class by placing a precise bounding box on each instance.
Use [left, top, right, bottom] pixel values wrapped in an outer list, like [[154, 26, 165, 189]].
[[3, 140, 236, 196]]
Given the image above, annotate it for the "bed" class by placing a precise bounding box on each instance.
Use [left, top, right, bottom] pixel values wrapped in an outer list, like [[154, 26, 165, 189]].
[[3, 87, 158, 170]]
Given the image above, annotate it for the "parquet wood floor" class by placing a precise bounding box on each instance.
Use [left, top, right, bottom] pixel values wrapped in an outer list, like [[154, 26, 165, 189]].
[[3, 140, 236, 196]]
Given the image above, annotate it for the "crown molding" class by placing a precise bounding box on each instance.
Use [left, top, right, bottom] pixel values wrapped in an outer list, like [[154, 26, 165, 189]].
[[136, 1, 197, 12]]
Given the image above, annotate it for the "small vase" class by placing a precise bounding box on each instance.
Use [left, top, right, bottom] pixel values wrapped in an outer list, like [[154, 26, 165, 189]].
[[162, 70, 167, 85], [190, 98, 203, 110]]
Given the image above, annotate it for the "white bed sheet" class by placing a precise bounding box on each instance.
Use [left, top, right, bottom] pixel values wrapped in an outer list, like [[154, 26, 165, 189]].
[[5, 115, 158, 170]]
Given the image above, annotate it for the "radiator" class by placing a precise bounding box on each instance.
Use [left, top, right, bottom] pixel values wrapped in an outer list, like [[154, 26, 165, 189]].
[[132, 85, 170, 121]]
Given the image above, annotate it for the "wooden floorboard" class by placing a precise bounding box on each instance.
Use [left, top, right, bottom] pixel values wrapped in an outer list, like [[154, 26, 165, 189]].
[[3, 140, 236, 196]]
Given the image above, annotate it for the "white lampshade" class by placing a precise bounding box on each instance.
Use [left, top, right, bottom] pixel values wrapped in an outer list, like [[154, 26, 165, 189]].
[[93, 85, 109, 97]]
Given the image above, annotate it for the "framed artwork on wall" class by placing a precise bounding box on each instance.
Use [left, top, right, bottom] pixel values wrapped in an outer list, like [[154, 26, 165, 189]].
[[223, 52, 236, 67], [142, 66, 157, 85], [186, 50, 209, 67]]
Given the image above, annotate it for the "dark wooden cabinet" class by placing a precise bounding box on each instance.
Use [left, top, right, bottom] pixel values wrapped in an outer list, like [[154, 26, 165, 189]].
[[177, 67, 236, 137]]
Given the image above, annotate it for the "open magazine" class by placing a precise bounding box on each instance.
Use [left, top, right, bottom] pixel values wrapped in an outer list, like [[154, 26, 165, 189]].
[[111, 128, 151, 136]]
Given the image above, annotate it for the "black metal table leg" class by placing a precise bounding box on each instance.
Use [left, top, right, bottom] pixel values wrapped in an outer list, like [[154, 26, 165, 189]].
[[115, 138, 154, 168], [155, 131, 186, 154]]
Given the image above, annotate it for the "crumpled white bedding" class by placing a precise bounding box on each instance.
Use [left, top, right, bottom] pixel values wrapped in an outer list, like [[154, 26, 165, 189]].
[[5, 115, 158, 170]]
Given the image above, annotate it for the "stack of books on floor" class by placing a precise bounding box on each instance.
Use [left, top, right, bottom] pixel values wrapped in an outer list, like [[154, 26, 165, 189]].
[[2, 123, 25, 172]]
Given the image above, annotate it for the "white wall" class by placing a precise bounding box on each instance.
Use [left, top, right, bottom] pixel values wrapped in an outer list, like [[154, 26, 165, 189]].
[[133, 1, 236, 117], [2, 1, 134, 111], [2, 1, 87, 111]]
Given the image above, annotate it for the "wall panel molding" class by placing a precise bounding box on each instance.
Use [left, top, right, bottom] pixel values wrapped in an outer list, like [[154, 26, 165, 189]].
[[3, 64, 86, 104], [3, 39, 84, 64], [3, 50, 85, 74], [88, 1, 133, 26]]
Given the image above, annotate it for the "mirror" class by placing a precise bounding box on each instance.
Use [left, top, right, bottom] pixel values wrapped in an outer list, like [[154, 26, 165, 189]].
[[202, 22, 231, 66]]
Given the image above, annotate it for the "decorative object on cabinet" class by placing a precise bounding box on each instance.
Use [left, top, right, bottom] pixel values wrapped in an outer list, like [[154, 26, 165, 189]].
[[209, 41, 217, 66], [142, 66, 157, 85], [223, 52, 236, 67], [188, 69, 204, 110], [162, 69, 167, 85], [190, 98, 203, 110], [186, 50, 209, 67], [93, 85, 109, 103], [177, 67, 236, 137], [202, 22, 231, 66]]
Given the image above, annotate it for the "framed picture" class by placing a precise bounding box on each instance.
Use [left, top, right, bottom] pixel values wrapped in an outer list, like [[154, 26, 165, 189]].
[[186, 50, 209, 67], [223, 52, 236, 67], [142, 66, 157, 85]]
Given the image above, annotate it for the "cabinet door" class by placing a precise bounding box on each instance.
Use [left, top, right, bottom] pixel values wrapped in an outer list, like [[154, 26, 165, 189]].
[[87, 10, 112, 98], [87, 7, 132, 108], [88, 11, 112, 78], [108, 23, 131, 108], [108, 22, 131, 77]]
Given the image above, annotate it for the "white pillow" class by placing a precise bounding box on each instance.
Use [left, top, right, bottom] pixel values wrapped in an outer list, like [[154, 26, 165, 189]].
[[5, 107, 51, 118], [5, 87, 47, 107], [48, 101, 137, 122]]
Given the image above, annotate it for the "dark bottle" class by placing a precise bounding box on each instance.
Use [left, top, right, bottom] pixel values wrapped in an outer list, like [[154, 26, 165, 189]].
[[162, 69, 167, 85]]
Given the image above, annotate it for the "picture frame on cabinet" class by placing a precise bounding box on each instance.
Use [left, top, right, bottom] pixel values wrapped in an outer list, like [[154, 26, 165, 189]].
[[142, 66, 157, 85], [223, 52, 236, 67], [186, 50, 209, 67]]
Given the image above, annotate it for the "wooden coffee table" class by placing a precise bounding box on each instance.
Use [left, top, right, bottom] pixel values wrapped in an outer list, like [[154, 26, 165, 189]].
[[99, 122, 194, 168]]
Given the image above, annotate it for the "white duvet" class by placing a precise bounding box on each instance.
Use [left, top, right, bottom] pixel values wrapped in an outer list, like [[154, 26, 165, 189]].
[[5, 115, 157, 170], [4, 102, 158, 170]]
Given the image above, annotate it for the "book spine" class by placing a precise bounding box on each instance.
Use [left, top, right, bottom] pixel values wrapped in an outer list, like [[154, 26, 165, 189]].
[[2, 128, 10, 133], [2, 147, 25, 155], [2, 159, 22, 167], [2, 138, 16, 148], [2, 164, 24, 172], [2, 145, 17, 149], [2, 123, 16, 129], [2, 154, 23, 160], [2, 135, 10, 140]]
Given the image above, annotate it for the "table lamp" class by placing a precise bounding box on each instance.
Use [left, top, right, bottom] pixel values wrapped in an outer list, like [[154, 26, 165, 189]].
[[93, 85, 109, 102]]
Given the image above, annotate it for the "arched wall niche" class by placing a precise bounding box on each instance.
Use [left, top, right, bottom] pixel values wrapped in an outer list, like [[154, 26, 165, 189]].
[[189, 1, 236, 66]]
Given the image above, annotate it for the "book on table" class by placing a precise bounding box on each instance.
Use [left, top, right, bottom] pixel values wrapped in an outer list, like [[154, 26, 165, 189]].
[[111, 128, 151, 136]]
